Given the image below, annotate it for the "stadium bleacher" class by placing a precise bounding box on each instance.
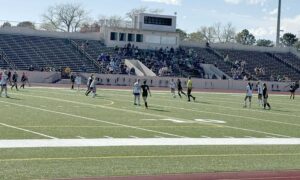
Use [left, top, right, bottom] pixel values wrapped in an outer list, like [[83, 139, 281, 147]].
[[0, 33, 100, 73], [0, 32, 300, 81]]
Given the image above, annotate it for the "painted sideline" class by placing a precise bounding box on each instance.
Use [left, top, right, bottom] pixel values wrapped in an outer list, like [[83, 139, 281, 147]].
[[0, 138, 300, 148]]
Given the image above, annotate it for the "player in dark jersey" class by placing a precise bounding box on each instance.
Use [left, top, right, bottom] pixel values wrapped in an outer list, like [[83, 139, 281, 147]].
[[263, 83, 271, 110], [177, 79, 186, 98], [20, 72, 28, 89], [141, 80, 151, 109], [70, 73, 76, 90], [11, 71, 19, 91], [289, 82, 299, 100]]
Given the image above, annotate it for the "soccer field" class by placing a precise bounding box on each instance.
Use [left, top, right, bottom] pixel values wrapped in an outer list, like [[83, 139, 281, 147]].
[[0, 87, 300, 179]]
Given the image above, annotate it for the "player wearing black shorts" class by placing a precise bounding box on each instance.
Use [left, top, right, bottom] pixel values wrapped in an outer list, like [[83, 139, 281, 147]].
[[289, 82, 298, 100], [177, 79, 186, 98], [85, 74, 94, 96], [263, 83, 271, 110], [141, 80, 151, 109], [11, 71, 19, 91]]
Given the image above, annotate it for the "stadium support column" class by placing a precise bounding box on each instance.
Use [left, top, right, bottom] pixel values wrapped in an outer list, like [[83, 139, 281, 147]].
[[276, 0, 281, 47]]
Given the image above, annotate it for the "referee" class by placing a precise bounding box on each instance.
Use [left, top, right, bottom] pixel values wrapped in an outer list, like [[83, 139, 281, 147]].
[[187, 77, 196, 102]]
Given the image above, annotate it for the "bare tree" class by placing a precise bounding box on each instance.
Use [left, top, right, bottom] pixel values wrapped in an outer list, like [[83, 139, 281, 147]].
[[199, 26, 216, 43], [97, 15, 124, 28], [41, 3, 89, 32], [222, 23, 236, 43], [214, 22, 223, 42]]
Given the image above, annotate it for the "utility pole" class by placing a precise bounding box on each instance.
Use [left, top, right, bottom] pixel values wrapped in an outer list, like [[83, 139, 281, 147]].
[[276, 0, 281, 46]]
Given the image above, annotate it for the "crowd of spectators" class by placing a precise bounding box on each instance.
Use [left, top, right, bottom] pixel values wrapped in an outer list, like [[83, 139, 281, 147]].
[[95, 43, 205, 78]]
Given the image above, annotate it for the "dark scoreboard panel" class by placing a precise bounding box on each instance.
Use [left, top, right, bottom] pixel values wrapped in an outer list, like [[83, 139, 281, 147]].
[[144, 16, 172, 26]]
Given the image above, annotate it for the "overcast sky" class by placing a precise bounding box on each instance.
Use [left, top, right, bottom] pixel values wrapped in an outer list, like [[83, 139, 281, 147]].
[[0, 0, 299, 40]]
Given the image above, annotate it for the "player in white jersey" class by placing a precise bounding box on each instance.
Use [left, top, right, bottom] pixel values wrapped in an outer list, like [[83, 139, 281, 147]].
[[133, 79, 141, 106], [0, 70, 9, 98], [243, 82, 253, 108], [257, 81, 263, 106], [75, 74, 82, 91], [89, 78, 97, 98], [169, 79, 176, 98]]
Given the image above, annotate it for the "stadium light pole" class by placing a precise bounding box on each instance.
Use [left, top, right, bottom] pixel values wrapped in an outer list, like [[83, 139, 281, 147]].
[[276, 0, 281, 47]]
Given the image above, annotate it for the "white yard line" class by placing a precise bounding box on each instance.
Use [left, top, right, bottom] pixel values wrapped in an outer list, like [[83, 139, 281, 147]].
[[103, 136, 113, 139], [154, 136, 165, 138], [0, 123, 57, 139], [0, 100, 185, 138], [9, 93, 293, 138], [0, 138, 300, 148], [129, 136, 139, 138], [76, 136, 85, 139]]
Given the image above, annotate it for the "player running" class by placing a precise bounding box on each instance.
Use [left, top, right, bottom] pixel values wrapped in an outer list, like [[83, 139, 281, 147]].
[[289, 81, 299, 100], [169, 79, 176, 98], [257, 81, 263, 106], [243, 82, 253, 108], [141, 80, 151, 109], [20, 72, 29, 89], [90, 77, 97, 98], [187, 77, 196, 102], [85, 74, 94, 96], [177, 79, 186, 98], [133, 79, 141, 106], [263, 83, 271, 110], [0, 70, 9, 98], [11, 71, 19, 91]]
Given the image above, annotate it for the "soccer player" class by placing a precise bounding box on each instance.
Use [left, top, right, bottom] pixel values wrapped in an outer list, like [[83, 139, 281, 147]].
[[177, 79, 186, 98], [187, 77, 196, 102], [89, 77, 97, 98], [0, 70, 9, 98], [141, 80, 151, 109], [11, 71, 19, 91], [75, 74, 82, 91], [169, 79, 176, 98], [85, 74, 94, 96], [289, 82, 299, 100], [133, 79, 141, 106], [257, 81, 263, 106], [263, 83, 271, 110], [243, 82, 253, 108], [70, 73, 76, 90], [20, 72, 28, 89]]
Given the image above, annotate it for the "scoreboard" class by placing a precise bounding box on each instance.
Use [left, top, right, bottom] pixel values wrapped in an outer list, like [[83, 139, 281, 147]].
[[134, 13, 176, 32]]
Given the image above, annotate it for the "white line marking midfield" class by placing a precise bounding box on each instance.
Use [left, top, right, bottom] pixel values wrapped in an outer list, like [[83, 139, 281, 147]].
[[0, 138, 299, 148]]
